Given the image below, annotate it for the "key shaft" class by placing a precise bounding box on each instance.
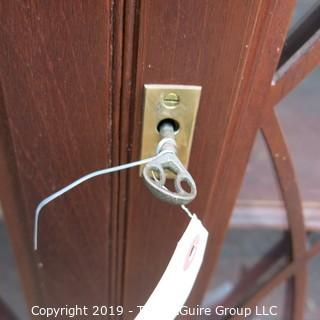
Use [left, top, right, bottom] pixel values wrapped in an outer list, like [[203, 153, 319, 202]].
[[142, 120, 197, 205]]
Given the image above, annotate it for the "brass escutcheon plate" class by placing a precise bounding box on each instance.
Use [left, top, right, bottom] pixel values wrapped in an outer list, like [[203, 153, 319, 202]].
[[140, 84, 202, 174]]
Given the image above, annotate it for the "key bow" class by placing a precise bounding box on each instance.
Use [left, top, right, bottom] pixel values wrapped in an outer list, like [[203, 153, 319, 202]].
[[142, 151, 197, 205]]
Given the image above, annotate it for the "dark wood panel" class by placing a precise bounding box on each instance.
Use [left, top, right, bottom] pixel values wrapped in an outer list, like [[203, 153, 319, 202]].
[[0, 1, 114, 310], [122, 0, 295, 317]]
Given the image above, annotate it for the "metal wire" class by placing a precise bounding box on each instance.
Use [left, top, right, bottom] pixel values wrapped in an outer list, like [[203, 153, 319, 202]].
[[34, 156, 156, 250]]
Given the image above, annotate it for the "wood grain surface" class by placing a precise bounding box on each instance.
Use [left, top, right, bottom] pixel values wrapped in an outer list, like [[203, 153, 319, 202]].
[[0, 1, 114, 312], [1, 1, 319, 320], [122, 1, 296, 318]]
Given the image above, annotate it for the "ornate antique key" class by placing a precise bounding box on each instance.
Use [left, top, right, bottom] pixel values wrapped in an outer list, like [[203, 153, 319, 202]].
[[142, 120, 197, 205]]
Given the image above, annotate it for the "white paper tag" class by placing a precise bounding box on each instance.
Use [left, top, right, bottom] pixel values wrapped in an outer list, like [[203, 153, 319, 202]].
[[135, 215, 208, 320]]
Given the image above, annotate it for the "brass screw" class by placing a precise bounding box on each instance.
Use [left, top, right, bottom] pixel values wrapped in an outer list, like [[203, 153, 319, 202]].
[[162, 92, 180, 108]]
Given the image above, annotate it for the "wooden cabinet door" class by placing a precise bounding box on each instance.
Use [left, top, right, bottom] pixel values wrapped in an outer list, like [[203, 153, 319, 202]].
[[1, 1, 319, 319]]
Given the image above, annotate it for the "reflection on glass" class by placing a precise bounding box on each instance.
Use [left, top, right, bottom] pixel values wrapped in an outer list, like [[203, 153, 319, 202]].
[[289, 0, 319, 29], [252, 281, 287, 320], [201, 229, 290, 311]]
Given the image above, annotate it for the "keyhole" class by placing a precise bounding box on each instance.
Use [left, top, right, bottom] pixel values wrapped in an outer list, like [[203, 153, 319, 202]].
[[157, 118, 180, 134]]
